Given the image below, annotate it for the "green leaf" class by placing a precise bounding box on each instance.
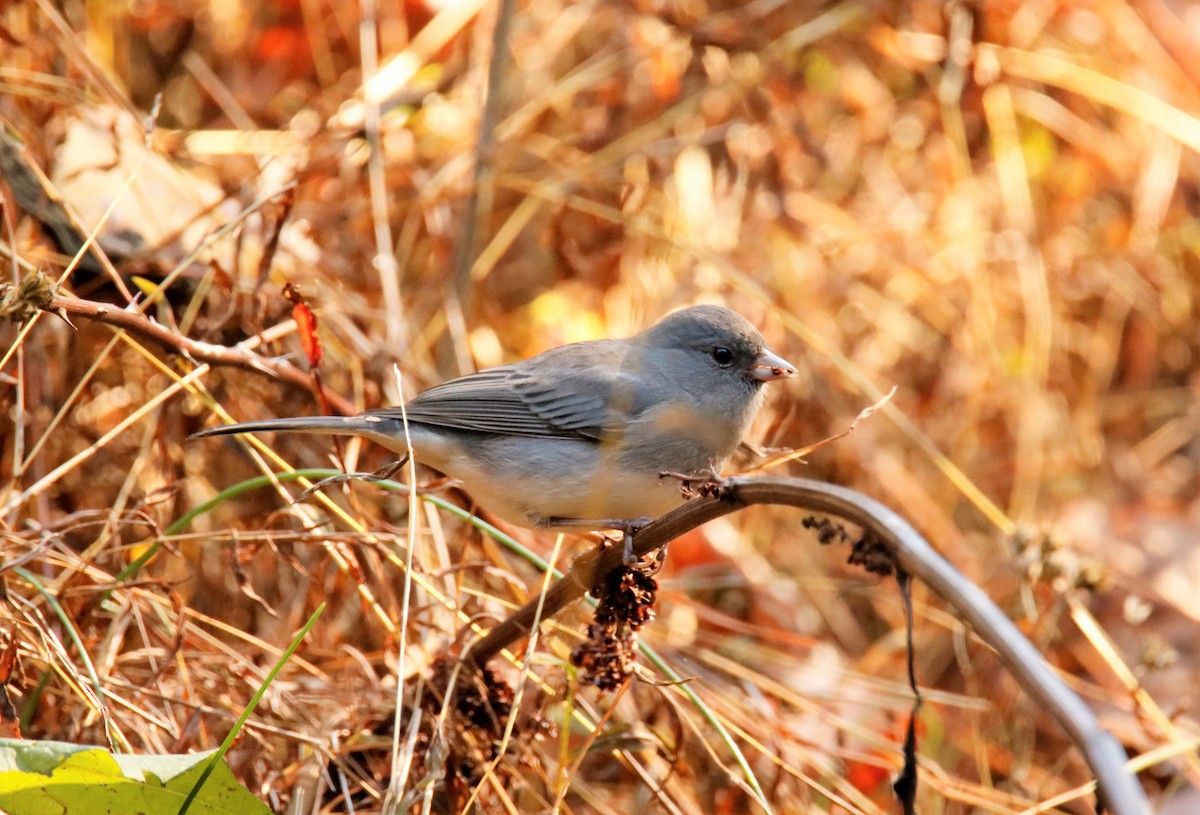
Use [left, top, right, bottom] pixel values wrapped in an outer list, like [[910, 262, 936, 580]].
[[0, 738, 270, 815]]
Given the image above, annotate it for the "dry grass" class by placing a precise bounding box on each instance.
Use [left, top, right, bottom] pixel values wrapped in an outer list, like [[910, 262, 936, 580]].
[[2, 0, 1199, 812]]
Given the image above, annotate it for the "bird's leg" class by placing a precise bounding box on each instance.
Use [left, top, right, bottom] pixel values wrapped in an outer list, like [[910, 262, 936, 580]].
[[540, 515, 654, 567], [616, 517, 653, 567], [658, 464, 733, 501]]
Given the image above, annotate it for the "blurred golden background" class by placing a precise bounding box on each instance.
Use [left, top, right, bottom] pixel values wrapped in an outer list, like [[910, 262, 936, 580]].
[[1, 0, 1198, 812]]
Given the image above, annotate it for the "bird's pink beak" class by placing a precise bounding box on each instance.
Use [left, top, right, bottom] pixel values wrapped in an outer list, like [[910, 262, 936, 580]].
[[751, 349, 797, 382]]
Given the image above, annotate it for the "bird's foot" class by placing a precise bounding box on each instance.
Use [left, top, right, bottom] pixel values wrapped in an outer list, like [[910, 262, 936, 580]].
[[590, 518, 654, 568], [544, 515, 655, 568], [599, 521, 666, 571], [658, 466, 733, 501], [616, 516, 656, 568]]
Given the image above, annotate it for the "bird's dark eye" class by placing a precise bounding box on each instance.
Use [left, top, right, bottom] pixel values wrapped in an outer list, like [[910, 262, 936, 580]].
[[711, 346, 734, 366]]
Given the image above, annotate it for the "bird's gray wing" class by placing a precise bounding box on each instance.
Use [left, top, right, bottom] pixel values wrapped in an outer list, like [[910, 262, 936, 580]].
[[365, 341, 640, 440]]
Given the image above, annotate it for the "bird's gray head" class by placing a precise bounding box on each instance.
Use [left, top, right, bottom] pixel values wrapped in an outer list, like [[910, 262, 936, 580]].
[[639, 304, 796, 388]]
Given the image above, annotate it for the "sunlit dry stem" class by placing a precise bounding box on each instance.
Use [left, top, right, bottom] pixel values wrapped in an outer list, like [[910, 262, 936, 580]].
[[463, 475, 1150, 815]]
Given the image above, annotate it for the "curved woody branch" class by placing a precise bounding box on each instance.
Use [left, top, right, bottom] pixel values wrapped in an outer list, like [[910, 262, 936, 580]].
[[466, 475, 1149, 815]]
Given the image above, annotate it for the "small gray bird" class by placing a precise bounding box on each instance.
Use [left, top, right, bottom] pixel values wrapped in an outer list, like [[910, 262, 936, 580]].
[[192, 304, 795, 534]]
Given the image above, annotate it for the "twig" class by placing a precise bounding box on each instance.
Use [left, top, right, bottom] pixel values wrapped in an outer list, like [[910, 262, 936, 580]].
[[464, 475, 1150, 815], [358, 0, 406, 354], [1, 277, 356, 416], [448, 0, 517, 304]]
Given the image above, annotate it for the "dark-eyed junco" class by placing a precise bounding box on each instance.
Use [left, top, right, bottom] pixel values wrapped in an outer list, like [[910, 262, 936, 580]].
[[192, 304, 795, 533]]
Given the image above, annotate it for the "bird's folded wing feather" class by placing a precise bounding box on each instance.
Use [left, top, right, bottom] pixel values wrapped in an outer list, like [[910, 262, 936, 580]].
[[364, 341, 639, 441]]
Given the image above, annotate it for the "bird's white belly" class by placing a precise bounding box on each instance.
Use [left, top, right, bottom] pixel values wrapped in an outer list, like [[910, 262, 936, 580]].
[[406, 426, 695, 529]]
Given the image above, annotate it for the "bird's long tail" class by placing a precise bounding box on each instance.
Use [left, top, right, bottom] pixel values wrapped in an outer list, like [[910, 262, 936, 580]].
[[190, 415, 393, 442]]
